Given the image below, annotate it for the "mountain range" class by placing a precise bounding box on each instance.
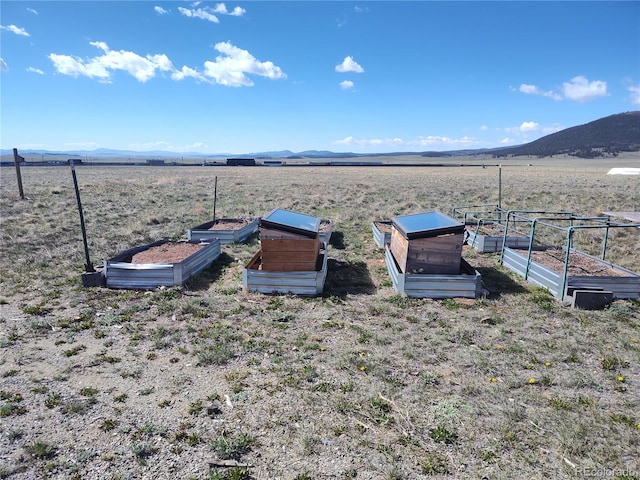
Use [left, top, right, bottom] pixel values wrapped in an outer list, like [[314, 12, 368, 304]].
[[2, 111, 639, 160]]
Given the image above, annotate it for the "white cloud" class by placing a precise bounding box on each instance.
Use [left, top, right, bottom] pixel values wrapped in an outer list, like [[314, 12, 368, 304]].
[[48, 40, 285, 88], [408, 135, 477, 147], [49, 41, 175, 83], [333, 136, 403, 147], [213, 3, 246, 16], [27, 67, 44, 74], [171, 65, 207, 82], [340, 80, 354, 90], [333, 135, 478, 149], [354, 6, 369, 13], [518, 76, 608, 103], [629, 85, 640, 105], [128, 141, 173, 150], [178, 3, 245, 22], [561, 76, 608, 102], [500, 137, 515, 144], [154, 6, 169, 15], [202, 41, 286, 87], [335, 56, 364, 73], [178, 6, 220, 23], [519, 121, 539, 132], [0, 58, 8, 72], [518, 83, 562, 100], [0, 24, 30, 36], [504, 121, 563, 138], [480, 125, 488, 131], [27, 8, 38, 15]]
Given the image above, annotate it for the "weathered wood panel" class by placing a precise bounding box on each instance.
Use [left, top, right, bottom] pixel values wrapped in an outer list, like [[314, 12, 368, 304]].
[[390, 227, 463, 274], [259, 232, 320, 271]]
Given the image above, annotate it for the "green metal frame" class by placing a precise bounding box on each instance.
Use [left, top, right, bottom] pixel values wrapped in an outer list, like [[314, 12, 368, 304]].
[[500, 211, 640, 300]]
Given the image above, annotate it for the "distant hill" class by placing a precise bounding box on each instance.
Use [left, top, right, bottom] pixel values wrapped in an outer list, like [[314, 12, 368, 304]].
[[490, 111, 640, 159]]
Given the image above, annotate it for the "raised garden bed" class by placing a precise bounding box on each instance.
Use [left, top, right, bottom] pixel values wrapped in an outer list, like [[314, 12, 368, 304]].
[[384, 245, 482, 298], [372, 221, 392, 248], [242, 248, 328, 296], [187, 217, 259, 244], [319, 219, 333, 247], [502, 246, 640, 299], [465, 223, 530, 253], [104, 239, 221, 289]]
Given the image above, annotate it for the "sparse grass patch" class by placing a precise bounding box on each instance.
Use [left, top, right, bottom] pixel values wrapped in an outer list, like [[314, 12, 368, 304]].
[[26, 441, 58, 460], [211, 431, 258, 461], [2, 162, 639, 479]]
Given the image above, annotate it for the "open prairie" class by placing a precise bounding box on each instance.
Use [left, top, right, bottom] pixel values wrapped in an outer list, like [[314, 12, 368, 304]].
[[1, 157, 639, 480]]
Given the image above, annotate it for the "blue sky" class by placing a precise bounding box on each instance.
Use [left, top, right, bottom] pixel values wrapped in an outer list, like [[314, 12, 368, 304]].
[[1, 1, 639, 155]]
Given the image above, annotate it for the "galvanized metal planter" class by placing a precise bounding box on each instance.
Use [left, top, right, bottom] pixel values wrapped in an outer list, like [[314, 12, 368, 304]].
[[104, 239, 221, 289], [319, 219, 333, 247], [187, 217, 259, 244], [384, 245, 482, 298], [502, 247, 640, 299], [465, 228, 530, 253], [372, 221, 392, 248], [242, 248, 328, 296]]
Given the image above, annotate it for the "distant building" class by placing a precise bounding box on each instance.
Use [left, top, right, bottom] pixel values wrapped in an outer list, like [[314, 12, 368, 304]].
[[68, 158, 83, 165], [227, 158, 256, 166], [146, 159, 165, 166]]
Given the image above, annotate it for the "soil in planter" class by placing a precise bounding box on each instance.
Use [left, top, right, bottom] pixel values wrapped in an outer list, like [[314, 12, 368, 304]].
[[208, 219, 253, 231], [131, 243, 205, 264], [319, 219, 332, 234], [374, 221, 392, 234], [527, 248, 631, 277]]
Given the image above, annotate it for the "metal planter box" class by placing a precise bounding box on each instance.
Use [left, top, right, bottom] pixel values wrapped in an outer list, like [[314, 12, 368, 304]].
[[385, 245, 482, 298], [372, 221, 392, 248], [104, 239, 221, 289], [466, 229, 530, 253], [242, 248, 328, 296], [319, 219, 333, 247], [502, 247, 640, 299], [187, 217, 259, 244]]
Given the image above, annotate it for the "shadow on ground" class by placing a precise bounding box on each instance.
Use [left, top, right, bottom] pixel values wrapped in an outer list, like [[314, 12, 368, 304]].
[[477, 266, 528, 298], [186, 252, 236, 291], [324, 258, 376, 296], [328, 231, 346, 250]]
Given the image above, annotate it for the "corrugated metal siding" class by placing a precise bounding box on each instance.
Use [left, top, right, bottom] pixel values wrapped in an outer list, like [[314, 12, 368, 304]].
[[502, 247, 562, 296], [372, 222, 392, 248], [501, 247, 640, 299], [526, 261, 562, 297], [384, 246, 481, 298], [242, 249, 328, 296], [467, 231, 530, 253], [105, 239, 221, 289]]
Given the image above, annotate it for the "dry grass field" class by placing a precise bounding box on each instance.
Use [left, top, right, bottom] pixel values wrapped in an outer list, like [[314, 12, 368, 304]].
[[1, 156, 639, 480]]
